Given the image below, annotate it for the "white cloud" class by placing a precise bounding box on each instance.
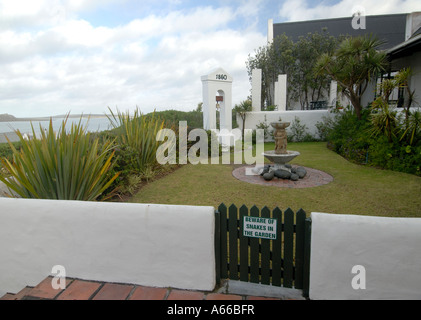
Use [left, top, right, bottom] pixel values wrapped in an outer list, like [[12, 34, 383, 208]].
[[0, 3, 266, 117], [279, 0, 421, 22]]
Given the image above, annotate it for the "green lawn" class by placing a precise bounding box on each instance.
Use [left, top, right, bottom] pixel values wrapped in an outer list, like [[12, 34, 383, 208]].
[[130, 142, 421, 217]]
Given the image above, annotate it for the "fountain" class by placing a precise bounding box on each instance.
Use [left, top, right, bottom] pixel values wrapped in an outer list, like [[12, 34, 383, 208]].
[[260, 121, 305, 181], [263, 121, 300, 169]]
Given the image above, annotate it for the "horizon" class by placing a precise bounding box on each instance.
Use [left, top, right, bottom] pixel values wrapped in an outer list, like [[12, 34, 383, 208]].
[[1, 0, 420, 118]]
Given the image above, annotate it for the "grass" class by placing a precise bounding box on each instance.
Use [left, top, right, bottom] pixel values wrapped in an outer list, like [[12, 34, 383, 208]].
[[130, 142, 421, 218]]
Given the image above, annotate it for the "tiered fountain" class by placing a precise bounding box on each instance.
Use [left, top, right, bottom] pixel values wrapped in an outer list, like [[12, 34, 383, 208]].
[[260, 121, 306, 181]]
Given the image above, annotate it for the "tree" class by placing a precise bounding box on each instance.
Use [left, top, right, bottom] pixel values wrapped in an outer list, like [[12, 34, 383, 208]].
[[234, 100, 252, 137], [315, 35, 388, 119], [292, 31, 340, 109], [246, 34, 294, 108], [246, 31, 339, 110]]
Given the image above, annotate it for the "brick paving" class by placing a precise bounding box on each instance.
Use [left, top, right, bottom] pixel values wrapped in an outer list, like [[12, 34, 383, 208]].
[[232, 165, 333, 188], [1, 276, 288, 300]]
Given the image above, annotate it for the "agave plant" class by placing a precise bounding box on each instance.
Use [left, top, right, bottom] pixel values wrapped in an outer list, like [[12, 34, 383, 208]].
[[107, 107, 165, 174], [0, 116, 119, 200]]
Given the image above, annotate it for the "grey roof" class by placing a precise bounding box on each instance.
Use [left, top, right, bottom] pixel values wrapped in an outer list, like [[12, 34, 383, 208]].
[[273, 14, 407, 50], [387, 33, 421, 59]]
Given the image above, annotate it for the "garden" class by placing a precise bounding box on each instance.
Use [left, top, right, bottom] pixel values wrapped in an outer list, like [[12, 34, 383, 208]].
[[0, 34, 420, 218]]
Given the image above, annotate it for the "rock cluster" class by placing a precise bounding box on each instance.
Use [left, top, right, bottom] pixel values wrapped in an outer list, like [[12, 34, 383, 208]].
[[260, 164, 307, 182]]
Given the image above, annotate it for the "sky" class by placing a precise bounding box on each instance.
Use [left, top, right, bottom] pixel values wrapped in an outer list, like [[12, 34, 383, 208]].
[[1, 0, 421, 117]]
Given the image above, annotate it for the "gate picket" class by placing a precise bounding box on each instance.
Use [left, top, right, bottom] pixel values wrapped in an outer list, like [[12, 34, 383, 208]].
[[229, 204, 239, 280], [271, 207, 283, 286], [283, 208, 295, 288], [239, 205, 249, 282], [260, 206, 271, 285], [249, 205, 260, 283]]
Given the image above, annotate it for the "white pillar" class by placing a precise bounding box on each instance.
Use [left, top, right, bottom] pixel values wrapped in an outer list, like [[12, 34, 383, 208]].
[[274, 80, 280, 110], [278, 74, 287, 111], [251, 69, 262, 112], [329, 80, 337, 107], [268, 19, 274, 44], [201, 68, 233, 149]]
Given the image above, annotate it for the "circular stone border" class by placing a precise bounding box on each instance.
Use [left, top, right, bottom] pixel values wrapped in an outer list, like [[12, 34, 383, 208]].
[[232, 165, 333, 188]]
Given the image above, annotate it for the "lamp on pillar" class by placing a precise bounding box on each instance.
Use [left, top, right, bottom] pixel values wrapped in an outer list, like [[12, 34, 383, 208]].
[[216, 96, 223, 110]]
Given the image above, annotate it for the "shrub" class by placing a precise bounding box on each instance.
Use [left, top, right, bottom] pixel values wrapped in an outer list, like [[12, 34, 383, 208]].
[[0, 117, 119, 200], [256, 115, 272, 141], [325, 107, 421, 176], [288, 116, 316, 142], [107, 107, 165, 174]]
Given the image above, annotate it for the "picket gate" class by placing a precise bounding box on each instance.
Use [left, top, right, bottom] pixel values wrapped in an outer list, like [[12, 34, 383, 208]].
[[214, 203, 311, 297]]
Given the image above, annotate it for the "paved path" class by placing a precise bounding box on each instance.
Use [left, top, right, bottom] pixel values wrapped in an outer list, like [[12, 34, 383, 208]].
[[1, 277, 300, 300]]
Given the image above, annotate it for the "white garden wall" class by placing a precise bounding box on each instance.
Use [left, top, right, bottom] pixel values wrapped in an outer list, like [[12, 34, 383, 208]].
[[237, 110, 333, 138], [0, 198, 216, 297], [309, 212, 421, 300]]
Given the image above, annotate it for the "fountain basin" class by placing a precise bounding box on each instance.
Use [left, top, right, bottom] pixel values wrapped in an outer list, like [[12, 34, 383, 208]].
[[262, 150, 300, 170], [270, 122, 290, 130]]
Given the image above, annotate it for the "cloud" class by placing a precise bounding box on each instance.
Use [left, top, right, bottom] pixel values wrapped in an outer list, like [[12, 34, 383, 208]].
[[0, 2, 266, 117], [279, 0, 421, 22]]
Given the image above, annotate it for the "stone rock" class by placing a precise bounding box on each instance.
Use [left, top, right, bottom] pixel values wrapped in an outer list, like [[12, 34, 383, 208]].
[[252, 165, 264, 175], [284, 164, 292, 169], [290, 173, 299, 181], [274, 169, 291, 180], [261, 166, 270, 176], [263, 171, 275, 181], [296, 167, 307, 179]]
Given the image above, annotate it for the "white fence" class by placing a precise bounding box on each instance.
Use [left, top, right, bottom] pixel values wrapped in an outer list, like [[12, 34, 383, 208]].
[[237, 110, 333, 139], [0, 198, 216, 297]]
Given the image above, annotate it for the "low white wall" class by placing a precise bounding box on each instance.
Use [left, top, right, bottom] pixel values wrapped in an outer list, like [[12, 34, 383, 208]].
[[0, 198, 216, 297], [238, 110, 332, 138], [310, 212, 421, 300]]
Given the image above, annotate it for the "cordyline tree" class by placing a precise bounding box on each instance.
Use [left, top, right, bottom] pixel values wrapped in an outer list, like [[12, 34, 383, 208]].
[[315, 34, 388, 120]]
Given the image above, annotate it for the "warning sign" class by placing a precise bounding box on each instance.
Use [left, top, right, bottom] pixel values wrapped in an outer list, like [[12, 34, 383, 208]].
[[243, 216, 277, 240]]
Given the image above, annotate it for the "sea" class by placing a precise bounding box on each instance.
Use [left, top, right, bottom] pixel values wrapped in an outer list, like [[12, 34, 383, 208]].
[[0, 116, 112, 141]]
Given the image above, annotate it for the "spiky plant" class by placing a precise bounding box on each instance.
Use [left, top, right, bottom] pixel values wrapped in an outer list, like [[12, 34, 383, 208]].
[[107, 107, 165, 174], [0, 116, 119, 200]]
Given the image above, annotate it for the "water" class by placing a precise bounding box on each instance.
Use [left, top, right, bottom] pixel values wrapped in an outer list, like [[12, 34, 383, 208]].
[[0, 117, 112, 137]]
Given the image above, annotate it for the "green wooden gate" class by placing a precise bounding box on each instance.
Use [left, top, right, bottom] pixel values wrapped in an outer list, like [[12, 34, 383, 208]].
[[214, 203, 311, 297]]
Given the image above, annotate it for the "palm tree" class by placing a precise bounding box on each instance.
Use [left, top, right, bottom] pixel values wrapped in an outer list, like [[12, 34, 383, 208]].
[[234, 100, 252, 138], [315, 35, 388, 120]]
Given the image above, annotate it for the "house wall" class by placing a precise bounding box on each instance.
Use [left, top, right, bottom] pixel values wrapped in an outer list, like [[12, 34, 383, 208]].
[[0, 198, 216, 297], [389, 51, 421, 108], [408, 51, 421, 108], [309, 212, 421, 300]]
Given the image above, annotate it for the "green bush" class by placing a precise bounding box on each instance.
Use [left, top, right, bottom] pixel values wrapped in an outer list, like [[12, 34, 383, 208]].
[[0, 141, 22, 166], [288, 116, 317, 142], [325, 107, 421, 176], [0, 118, 119, 200]]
